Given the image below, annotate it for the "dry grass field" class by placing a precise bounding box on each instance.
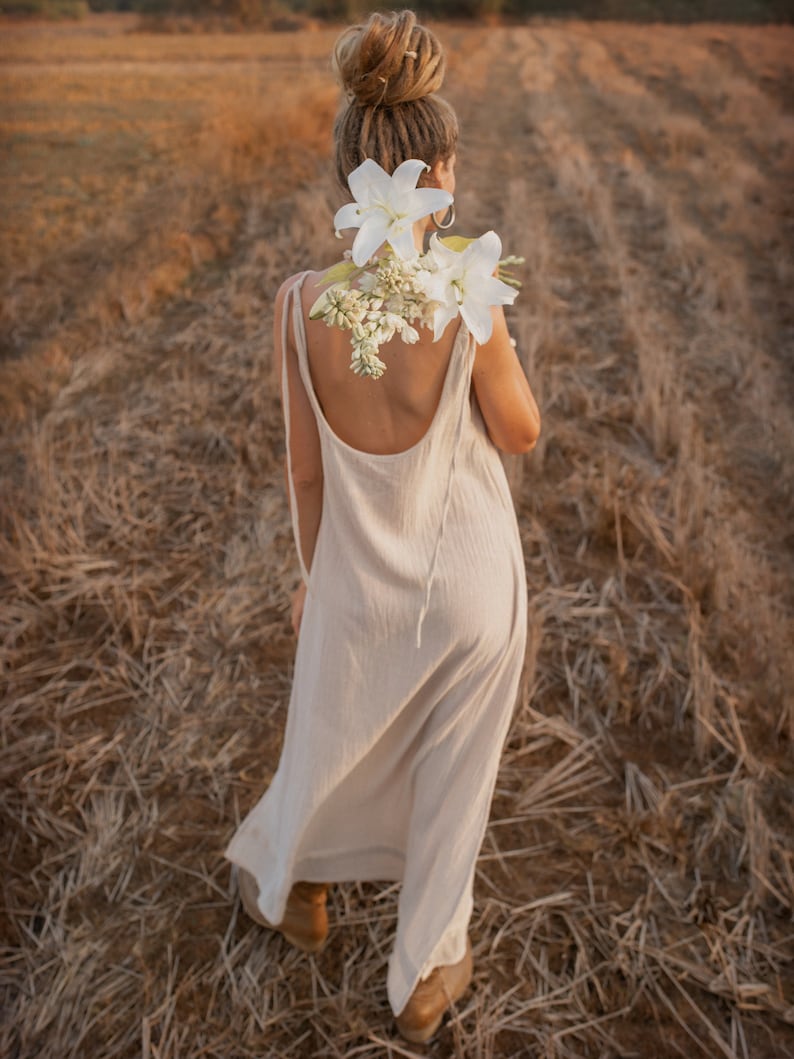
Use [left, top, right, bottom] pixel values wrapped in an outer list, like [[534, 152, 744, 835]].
[[1, 13, 793, 1059]]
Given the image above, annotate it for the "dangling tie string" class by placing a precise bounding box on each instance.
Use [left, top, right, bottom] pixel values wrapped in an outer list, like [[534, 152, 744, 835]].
[[415, 338, 471, 648]]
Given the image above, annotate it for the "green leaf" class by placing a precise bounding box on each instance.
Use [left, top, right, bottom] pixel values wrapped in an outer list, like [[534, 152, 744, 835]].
[[438, 235, 475, 253], [309, 289, 332, 320], [317, 260, 358, 286]]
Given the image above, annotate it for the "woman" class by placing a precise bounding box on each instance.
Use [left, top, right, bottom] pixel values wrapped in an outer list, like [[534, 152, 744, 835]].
[[225, 10, 540, 1044]]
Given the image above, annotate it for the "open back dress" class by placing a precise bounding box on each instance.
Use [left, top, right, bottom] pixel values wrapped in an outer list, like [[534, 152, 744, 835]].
[[225, 271, 527, 1017]]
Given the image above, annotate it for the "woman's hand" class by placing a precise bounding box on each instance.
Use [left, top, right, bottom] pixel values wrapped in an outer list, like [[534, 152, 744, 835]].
[[291, 582, 308, 637]]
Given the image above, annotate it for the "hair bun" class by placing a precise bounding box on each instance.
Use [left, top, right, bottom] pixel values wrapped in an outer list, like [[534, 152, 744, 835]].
[[333, 10, 446, 108]]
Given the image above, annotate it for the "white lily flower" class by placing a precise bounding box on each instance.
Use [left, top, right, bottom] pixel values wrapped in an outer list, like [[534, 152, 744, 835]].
[[425, 231, 518, 345], [334, 159, 453, 268]]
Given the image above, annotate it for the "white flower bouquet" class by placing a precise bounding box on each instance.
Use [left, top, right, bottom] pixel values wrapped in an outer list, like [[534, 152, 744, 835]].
[[310, 159, 523, 379]]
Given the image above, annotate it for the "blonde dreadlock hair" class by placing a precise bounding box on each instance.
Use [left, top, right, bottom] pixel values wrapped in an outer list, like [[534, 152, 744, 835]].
[[332, 10, 459, 190]]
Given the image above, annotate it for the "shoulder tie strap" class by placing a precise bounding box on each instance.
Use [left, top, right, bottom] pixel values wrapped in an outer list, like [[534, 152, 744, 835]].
[[281, 272, 313, 587]]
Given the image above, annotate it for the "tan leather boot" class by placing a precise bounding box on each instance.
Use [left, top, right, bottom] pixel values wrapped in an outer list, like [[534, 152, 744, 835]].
[[396, 936, 473, 1043], [238, 868, 329, 953]]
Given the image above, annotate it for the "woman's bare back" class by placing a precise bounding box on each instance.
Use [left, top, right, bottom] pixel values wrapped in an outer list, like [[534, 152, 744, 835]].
[[299, 272, 459, 457]]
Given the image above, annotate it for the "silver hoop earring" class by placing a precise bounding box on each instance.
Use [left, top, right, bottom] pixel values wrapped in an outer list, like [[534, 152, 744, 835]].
[[433, 204, 456, 231]]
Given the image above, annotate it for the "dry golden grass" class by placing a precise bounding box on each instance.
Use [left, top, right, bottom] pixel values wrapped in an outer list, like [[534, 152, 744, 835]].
[[2, 15, 793, 1059], [0, 15, 338, 413]]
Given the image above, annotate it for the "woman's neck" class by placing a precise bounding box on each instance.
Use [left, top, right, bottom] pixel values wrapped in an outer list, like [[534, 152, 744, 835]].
[[412, 218, 430, 254]]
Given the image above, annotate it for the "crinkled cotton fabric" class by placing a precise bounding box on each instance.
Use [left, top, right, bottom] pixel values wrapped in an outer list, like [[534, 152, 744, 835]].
[[225, 272, 527, 1016]]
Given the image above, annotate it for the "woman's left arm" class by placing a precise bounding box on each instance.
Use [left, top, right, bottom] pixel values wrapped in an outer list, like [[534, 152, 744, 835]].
[[274, 277, 324, 628]]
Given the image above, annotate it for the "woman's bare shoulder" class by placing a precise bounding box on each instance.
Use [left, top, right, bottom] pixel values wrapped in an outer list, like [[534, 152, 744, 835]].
[[275, 270, 329, 314], [275, 271, 306, 306]]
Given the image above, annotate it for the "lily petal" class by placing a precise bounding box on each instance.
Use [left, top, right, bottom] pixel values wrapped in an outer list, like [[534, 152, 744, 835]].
[[460, 299, 494, 345], [403, 187, 454, 223], [422, 272, 451, 303], [334, 202, 363, 232], [432, 300, 459, 342], [348, 159, 391, 207], [473, 229, 503, 269], [482, 274, 519, 306], [387, 226, 420, 262], [351, 214, 390, 266], [390, 158, 429, 196], [427, 232, 459, 269]]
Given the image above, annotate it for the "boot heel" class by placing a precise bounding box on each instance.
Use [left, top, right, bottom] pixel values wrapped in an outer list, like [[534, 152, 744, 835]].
[[237, 869, 329, 953], [396, 936, 473, 1043]]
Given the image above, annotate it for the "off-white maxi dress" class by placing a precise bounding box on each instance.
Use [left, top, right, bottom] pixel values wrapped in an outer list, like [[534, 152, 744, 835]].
[[225, 272, 527, 1016]]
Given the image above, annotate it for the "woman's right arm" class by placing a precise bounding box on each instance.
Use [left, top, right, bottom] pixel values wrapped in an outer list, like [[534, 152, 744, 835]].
[[471, 305, 541, 455]]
